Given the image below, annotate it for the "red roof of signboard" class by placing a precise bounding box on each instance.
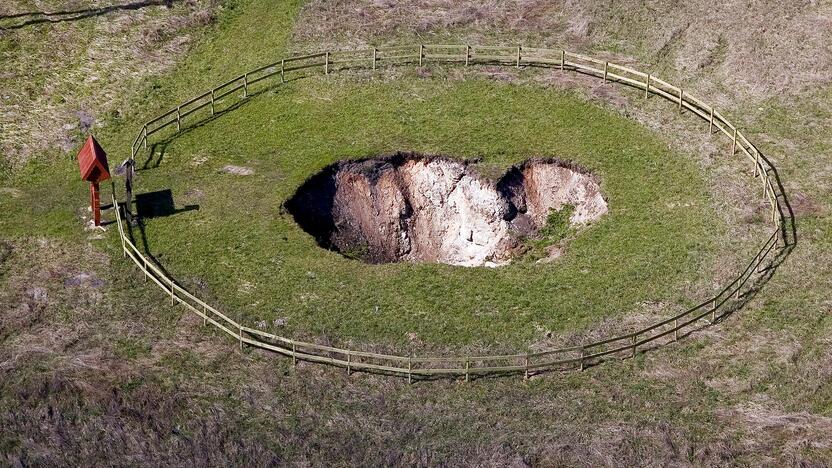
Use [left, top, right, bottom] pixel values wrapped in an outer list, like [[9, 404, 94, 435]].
[[77, 135, 110, 183]]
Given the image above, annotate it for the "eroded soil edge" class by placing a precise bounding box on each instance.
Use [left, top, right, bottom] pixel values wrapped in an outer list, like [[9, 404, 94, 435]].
[[287, 153, 607, 266]]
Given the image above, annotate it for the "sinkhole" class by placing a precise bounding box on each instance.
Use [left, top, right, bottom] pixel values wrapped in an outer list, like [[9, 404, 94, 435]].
[[286, 153, 608, 266]]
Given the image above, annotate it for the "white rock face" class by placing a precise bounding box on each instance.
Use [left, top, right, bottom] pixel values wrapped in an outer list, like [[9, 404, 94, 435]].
[[286, 154, 608, 267]]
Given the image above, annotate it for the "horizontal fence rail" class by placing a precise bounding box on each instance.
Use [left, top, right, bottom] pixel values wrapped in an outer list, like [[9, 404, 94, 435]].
[[117, 44, 788, 381]]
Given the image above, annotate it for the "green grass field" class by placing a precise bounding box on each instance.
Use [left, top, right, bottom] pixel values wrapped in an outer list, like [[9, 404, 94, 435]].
[[4, 72, 725, 351]]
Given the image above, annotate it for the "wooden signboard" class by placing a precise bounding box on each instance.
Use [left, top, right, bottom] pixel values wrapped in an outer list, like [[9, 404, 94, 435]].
[[76, 135, 110, 226]]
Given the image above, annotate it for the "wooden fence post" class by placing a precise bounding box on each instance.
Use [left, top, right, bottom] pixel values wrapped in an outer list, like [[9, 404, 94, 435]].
[[243, 74, 248, 98], [210, 89, 215, 116], [143, 257, 147, 282], [631, 334, 637, 358], [408, 357, 412, 384], [761, 173, 768, 199], [292, 343, 297, 367], [678, 88, 684, 112], [709, 107, 714, 133], [325, 51, 329, 75], [516, 45, 521, 68], [281, 59, 285, 83], [238, 323, 243, 351], [579, 348, 585, 371], [202, 304, 207, 326], [143, 125, 147, 150], [465, 45, 470, 66], [674, 319, 678, 341], [372, 48, 377, 70], [732, 128, 738, 154], [347, 352, 351, 375], [465, 358, 470, 382], [524, 353, 529, 380], [644, 74, 650, 98], [711, 300, 716, 323], [560, 50, 565, 71], [419, 45, 423, 66], [176, 107, 181, 131], [603, 61, 608, 82], [753, 152, 760, 177]]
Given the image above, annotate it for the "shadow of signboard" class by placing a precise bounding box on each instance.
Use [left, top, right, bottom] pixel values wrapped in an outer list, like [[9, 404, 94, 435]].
[[135, 189, 198, 219]]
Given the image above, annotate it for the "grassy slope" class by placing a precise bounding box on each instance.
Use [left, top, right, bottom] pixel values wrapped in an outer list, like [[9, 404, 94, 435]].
[[1, 0, 830, 465]]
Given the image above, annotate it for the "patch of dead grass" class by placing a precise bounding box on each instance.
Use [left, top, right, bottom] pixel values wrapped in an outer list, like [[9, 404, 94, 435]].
[[0, 0, 219, 167]]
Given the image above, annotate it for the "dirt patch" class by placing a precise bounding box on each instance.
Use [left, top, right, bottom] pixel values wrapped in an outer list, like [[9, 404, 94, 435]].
[[220, 165, 255, 176], [286, 153, 606, 266]]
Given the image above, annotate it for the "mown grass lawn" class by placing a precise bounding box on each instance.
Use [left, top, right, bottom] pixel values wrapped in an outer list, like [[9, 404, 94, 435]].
[[83, 71, 723, 352]]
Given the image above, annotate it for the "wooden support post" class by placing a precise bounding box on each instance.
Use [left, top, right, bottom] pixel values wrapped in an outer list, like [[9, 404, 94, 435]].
[[516, 45, 521, 68], [325, 51, 329, 75], [603, 61, 608, 82], [243, 74, 248, 98], [116, 201, 126, 256], [631, 335, 637, 358], [281, 59, 285, 83], [465, 45, 470, 66], [762, 173, 769, 198], [408, 357, 412, 384], [239, 324, 243, 351], [732, 128, 738, 155], [176, 107, 181, 131], [678, 88, 684, 112], [210, 89, 215, 116], [579, 348, 585, 371], [372, 48, 377, 70], [202, 304, 207, 326], [712, 300, 716, 323], [292, 343, 297, 367], [674, 319, 678, 341], [143, 257, 147, 282], [644, 74, 650, 98], [524, 353, 529, 380], [346, 352, 351, 375], [419, 45, 423, 66], [753, 152, 760, 177], [143, 125, 147, 150], [735, 288, 741, 300], [560, 50, 565, 71], [465, 358, 470, 382], [709, 107, 714, 133]]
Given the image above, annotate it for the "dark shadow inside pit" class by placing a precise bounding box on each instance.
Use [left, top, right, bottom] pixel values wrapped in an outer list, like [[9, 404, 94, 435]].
[[286, 153, 607, 267]]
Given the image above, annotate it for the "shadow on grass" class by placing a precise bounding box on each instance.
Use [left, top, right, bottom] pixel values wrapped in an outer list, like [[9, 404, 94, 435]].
[[125, 188, 198, 282], [0, 0, 177, 30], [134, 76, 308, 172]]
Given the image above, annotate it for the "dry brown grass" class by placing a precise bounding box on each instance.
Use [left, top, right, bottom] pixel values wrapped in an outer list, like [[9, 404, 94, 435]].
[[292, 0, 832, 100], [0, 0, 219, 167]]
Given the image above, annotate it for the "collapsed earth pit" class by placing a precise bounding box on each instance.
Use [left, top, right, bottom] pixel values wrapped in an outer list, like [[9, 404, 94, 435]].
[[286, 154, 607, 266]]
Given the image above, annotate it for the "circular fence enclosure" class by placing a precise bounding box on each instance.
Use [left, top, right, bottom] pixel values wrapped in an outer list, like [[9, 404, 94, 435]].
[[115, 44, 790, 382]]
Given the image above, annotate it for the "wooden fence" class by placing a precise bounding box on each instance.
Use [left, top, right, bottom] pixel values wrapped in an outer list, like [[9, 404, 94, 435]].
[[116, 44, 788, 381]]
